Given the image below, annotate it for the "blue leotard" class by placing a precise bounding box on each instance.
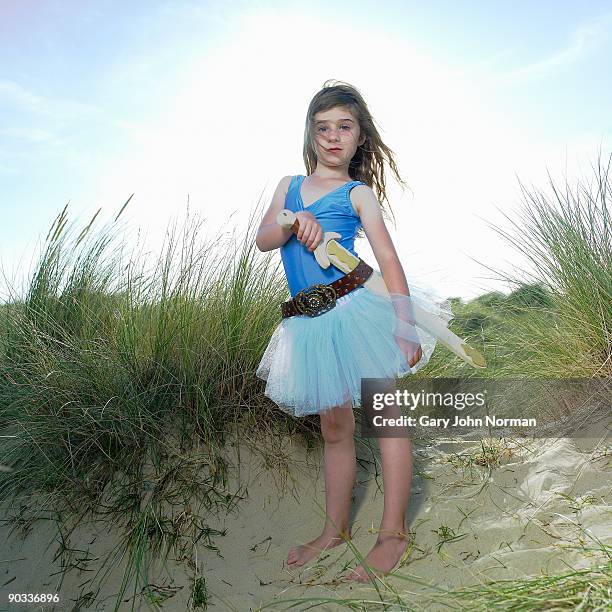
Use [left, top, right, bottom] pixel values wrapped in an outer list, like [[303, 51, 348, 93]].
[[280, 175, 366, 297]]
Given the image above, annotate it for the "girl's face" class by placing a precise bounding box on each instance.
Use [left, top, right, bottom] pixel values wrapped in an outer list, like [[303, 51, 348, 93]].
[[312, 106, 366, 168]]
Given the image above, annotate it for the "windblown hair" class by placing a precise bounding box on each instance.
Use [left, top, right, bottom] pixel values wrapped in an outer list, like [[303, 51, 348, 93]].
[[303, 79, 410, 225]]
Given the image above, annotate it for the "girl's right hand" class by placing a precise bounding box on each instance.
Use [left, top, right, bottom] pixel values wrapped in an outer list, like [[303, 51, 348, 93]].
[[295, 211, 323, 252]]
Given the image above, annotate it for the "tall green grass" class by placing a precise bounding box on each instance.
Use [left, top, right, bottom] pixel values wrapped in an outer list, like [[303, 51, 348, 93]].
[[0, 200, 295, 509], [0, 199, 310, 609], [422, 151, 611, 380], [478, 151, 611, 378]]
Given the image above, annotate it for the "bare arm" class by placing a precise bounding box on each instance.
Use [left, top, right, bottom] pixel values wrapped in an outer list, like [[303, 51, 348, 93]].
[[351, 185, 422, 365], [351, 185, 411, 296], [255, 175, 294, 252], [256, 175, 324, 252]]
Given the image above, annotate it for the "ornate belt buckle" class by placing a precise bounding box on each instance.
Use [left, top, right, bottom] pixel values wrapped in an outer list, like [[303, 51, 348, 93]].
[[294, 283, 337, 317]]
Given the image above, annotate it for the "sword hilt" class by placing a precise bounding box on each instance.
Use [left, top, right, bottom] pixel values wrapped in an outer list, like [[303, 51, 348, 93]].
[[277, 209, 300, 234]]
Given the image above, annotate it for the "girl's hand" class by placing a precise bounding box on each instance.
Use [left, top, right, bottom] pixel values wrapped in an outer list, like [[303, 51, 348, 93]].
[[295, 210, 323, 252], [395, 336, 423, 368]]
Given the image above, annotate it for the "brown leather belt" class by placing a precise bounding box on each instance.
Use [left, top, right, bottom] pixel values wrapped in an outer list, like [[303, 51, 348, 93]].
[[281, 259, 373, 318]]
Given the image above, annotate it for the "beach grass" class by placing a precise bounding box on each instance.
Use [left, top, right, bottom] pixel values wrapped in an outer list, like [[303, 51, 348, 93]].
[[257, 558, 612, 611], [0, 199, 319, 608]]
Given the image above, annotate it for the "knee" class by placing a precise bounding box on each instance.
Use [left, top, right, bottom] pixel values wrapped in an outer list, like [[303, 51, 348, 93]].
[[320, 409, 355, 444]]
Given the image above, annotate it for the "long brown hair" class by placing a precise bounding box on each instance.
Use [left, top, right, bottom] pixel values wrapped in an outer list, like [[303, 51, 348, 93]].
[[302, 79, 410, 225]]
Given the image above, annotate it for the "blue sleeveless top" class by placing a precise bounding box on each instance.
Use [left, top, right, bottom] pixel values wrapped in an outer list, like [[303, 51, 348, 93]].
[[281, 174, 365, 297]]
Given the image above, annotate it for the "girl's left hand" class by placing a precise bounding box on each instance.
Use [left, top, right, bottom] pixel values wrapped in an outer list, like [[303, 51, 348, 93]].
[[395, 336, 423, 368]]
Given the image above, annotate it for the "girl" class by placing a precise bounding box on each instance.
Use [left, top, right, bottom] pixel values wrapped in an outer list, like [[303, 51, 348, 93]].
[[255, 81, 452, 582]]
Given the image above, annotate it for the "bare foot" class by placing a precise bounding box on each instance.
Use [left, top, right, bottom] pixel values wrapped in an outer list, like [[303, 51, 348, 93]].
[[287, 530, 352, 568], [344, 530, 410, 583]]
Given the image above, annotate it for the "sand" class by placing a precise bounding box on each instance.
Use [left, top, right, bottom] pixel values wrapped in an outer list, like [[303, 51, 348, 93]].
[[1, 429, 610, 611]]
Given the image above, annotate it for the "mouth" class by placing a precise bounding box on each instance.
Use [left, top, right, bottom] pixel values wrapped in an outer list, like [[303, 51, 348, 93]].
[[327, 148, 342, 152]]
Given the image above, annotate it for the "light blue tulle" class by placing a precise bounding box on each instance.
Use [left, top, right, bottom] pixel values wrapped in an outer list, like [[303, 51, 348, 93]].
[[256, 284, 454, 417]]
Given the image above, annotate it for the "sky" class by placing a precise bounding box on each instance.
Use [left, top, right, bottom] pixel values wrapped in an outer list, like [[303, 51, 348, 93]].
[[1, 0, 611, 302]]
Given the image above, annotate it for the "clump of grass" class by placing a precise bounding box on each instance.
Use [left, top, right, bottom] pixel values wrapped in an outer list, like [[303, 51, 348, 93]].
[[556, 492, 604, 514], [428, 151, 611, 380], [0, 198, 290, 507], [442, 438, 515, 470], [191, 576, 208, 609], [0, 197, 313, 608], [433, 523, 468, 553], [479, 150, 611, 378], [442, 557, 612, 611]]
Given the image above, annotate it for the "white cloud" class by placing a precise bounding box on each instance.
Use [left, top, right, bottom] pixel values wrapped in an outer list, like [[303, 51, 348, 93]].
[[0, 78, 98, 119], [0, 79, 51, 115], [496, 13, 612, 83], [0, 126, 60, 144]]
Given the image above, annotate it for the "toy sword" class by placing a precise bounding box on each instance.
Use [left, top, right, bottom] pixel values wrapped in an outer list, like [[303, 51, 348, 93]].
[[277, 209, 486, 369]]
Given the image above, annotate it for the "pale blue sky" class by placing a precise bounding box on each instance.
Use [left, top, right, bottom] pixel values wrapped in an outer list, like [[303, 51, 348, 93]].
[[1, 0, 611, 301]]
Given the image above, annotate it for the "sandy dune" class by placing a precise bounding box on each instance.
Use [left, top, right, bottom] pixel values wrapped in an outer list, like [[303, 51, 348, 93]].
[[2, 430, 610, 610]]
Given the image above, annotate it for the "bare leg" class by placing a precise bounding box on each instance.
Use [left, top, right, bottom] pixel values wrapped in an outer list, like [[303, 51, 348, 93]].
[[345, 434, 413, 582], [287, 399, 356, 567]]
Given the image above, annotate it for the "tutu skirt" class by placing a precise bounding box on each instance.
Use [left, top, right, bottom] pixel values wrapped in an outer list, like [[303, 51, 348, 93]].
[[256, 282, 454, 417]]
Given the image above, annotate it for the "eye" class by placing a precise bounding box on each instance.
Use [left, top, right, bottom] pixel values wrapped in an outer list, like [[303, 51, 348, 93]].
[[317, 125, 351, 132]]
